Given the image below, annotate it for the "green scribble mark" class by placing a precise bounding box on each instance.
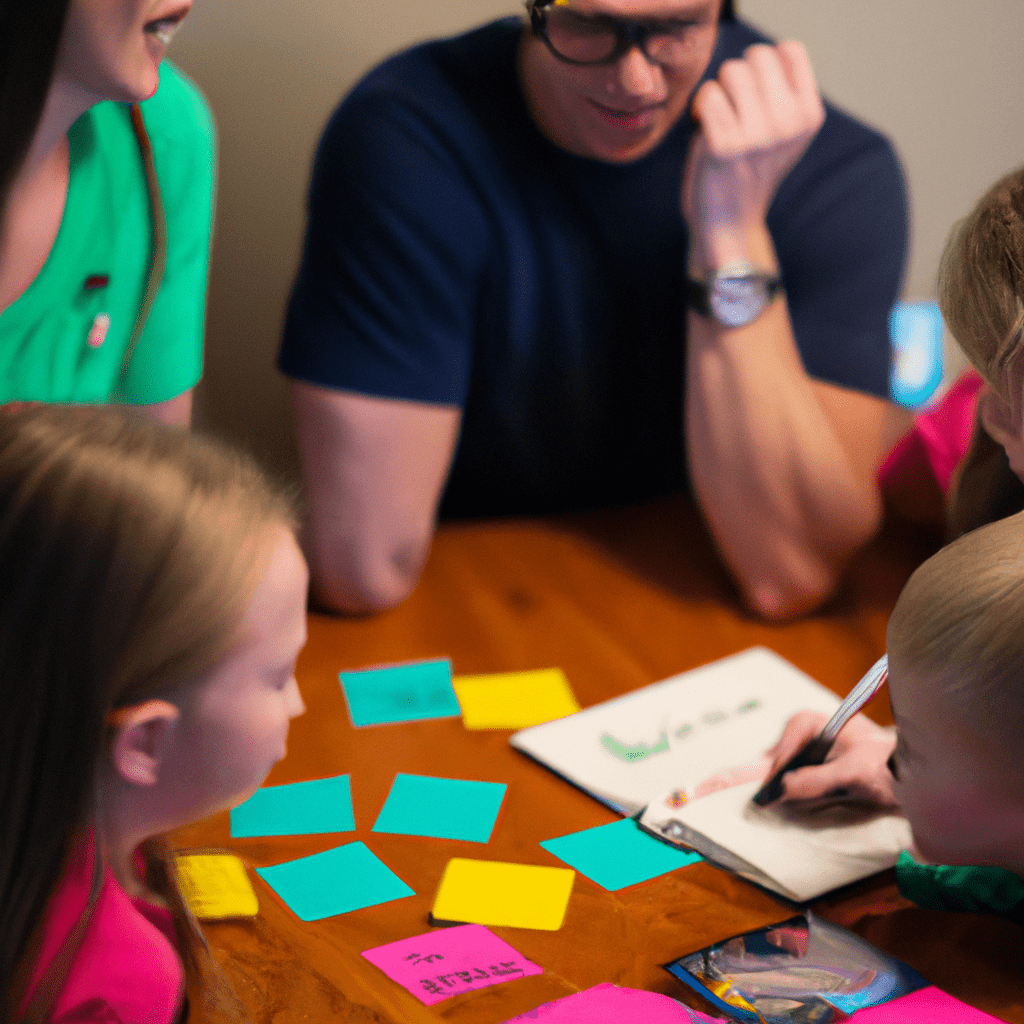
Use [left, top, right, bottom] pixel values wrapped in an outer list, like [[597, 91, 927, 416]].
[[737, 699, 761, 714], [675, 723, 694, 740], [702, 709, 727, 725], [600, 730, 669, 763]]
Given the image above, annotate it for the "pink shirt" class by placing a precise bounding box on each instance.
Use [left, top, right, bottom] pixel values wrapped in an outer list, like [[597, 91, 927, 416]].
[[878, 371, 985, 494], [20, 838, 185, 1024]]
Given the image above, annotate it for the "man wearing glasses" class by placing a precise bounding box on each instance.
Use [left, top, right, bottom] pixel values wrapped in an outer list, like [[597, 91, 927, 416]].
[[280, 0, 909, 618]]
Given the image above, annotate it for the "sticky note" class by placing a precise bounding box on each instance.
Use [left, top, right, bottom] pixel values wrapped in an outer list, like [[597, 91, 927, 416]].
[[362, 924, 543, 1006], [340, 659, 460, 726], [373, 773, 506, 843], [540, 817, 700, 890], [453, 668, 580, 729], [432, 859, 574, 931], [501, 983, 725, 1022], [230, 774, 355, 838], [175, 853, 258, 919], [257, 842, 414, 921], [848, 987, 1006, 1023]]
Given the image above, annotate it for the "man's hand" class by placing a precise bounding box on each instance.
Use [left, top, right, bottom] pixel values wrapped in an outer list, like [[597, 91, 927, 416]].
[[764, 710, 899, 810], [683, 40, 826, 270]]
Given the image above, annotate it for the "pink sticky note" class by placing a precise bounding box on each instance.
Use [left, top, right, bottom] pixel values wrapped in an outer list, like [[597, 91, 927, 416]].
[[501, 983, 726, 1022], [362, 924, 542, 1006], [850, 986, 1006, 1023]]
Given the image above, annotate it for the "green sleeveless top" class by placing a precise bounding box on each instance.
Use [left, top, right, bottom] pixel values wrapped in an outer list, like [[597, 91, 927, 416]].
[[0, 62, 215, 405]]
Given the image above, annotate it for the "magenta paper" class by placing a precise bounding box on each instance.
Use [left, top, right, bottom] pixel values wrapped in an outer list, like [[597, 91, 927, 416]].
[[851, 986, 1005, 1023], [361, 924, 542, 1005], [501, 983, 725, 1022]]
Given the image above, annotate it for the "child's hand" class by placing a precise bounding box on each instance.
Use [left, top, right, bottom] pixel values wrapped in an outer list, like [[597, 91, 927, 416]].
[[763, 710, 899, 810]]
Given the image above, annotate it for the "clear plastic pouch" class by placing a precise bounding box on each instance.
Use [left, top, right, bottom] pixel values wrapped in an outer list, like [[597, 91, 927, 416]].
[[664, 913, 928, 1023]]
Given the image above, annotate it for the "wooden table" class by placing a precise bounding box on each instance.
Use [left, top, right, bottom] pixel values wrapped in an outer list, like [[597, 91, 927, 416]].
[[177, 496, 1023, 1023]]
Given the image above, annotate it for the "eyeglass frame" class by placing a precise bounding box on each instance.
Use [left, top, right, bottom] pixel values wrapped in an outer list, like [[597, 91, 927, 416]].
[[526, 0, 710, 68]]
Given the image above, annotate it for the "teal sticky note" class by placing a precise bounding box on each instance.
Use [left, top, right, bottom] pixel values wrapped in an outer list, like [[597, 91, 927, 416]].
[[230, 774, 355, 838], [339, 659, 461, 727], [372, 773, 506, 843], [256, 842, 414, 921], [540, 818, 700, 890]]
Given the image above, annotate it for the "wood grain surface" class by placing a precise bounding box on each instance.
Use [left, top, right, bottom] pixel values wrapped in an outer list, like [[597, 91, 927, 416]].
[[175, 496, 1022, 1023]]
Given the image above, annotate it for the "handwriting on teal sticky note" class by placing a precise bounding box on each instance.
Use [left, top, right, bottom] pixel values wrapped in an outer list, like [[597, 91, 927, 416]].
[[230, 774, 355, 838], [373, 773, 507, 843], [339, 659, 461, 726], [540, 817, 700, 891], [256, 842, 414, 921]]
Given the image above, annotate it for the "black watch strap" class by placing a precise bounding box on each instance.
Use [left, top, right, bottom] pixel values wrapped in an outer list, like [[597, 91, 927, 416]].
[[685, 277, 712, 318]]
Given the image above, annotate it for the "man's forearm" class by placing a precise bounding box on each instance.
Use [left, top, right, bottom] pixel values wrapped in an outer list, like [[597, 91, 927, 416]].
[[684, 295, 883, 620], [291, 382, 462, 616], [677, 39, 887, 617]]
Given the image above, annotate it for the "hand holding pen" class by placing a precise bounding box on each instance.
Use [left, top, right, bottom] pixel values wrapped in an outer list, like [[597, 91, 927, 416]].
[[753, 655, 899, 809]]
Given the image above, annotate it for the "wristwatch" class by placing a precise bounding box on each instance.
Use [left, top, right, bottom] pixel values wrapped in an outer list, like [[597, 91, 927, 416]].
[[686, 263, 784, 329]]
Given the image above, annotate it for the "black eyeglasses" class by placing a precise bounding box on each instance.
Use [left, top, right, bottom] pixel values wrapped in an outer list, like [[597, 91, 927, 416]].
[[528, 0, 712, 67]]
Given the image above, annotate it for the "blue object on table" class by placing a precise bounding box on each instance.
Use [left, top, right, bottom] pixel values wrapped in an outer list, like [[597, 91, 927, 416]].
[[256, 841, 415, 921], [372, 773, 507, 843], [339, 658, 461, 726], [230, 774, 355, 838], [540, 817, 701, 891], [890, 301, 944, 408]]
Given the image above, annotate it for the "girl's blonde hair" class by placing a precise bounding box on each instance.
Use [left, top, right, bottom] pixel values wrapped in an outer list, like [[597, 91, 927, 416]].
[[0, 405, 295, 1022], [887, 506, 1024, 762], [939, 165, 1024, 406], [938, 166, 1024, 538]]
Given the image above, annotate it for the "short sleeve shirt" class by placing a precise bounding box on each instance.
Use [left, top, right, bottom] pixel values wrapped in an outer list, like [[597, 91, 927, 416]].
[[281, 18, 908, 518], [20, 838, 184, 1024], [0, 62, 216, 405]]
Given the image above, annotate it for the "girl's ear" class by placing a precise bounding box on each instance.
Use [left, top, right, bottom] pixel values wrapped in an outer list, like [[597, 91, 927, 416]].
[[108, 700, 180, 786], [978, 386, 1022, 451]]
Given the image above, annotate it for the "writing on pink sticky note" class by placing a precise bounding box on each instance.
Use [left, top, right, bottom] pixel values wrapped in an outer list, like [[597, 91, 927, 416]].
[[850, 986, 1006, 1023], [362, 924, 542, 1006], [501, 983, 726, 1022]]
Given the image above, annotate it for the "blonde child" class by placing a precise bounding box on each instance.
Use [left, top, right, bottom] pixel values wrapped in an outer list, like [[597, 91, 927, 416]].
[[880, 166, 1024, 536], [882, 511, 1024, 876], [0, 406, 308, 1023], [760, 511, 1024, 920], [940, 165, 1024, 537], [762, 164, 1024, 914], [770, 164, 1024, 807]]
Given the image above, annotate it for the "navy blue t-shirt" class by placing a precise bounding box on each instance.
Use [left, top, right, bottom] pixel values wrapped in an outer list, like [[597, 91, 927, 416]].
[[281, 18, 908, 518]]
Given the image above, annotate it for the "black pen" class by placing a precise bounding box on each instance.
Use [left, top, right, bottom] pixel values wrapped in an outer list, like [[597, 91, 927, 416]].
[[752, 654, 889, 807]]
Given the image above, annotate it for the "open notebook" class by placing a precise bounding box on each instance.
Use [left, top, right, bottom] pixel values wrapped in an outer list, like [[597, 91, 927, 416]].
[[511, 648, 911, 902]]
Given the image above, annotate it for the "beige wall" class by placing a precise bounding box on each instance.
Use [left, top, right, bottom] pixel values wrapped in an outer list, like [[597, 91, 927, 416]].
[[171, 1, 1024, 479]]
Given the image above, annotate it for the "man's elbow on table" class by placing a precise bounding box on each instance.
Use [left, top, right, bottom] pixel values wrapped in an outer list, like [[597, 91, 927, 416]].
[[306, 533, 430, 615], [737, 500, 882, 622], [289, 383, 460, 614], [741, 557, 841, 622]]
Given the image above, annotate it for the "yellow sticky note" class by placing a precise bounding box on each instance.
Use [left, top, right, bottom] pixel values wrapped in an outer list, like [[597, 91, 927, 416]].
[[432, 858, 574, 931], [453, 668, 580, 729], [176, 853, 259, 920]]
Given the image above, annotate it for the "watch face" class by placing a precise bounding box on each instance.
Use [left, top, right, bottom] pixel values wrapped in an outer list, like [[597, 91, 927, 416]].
[[710, 276, 766, 329]]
